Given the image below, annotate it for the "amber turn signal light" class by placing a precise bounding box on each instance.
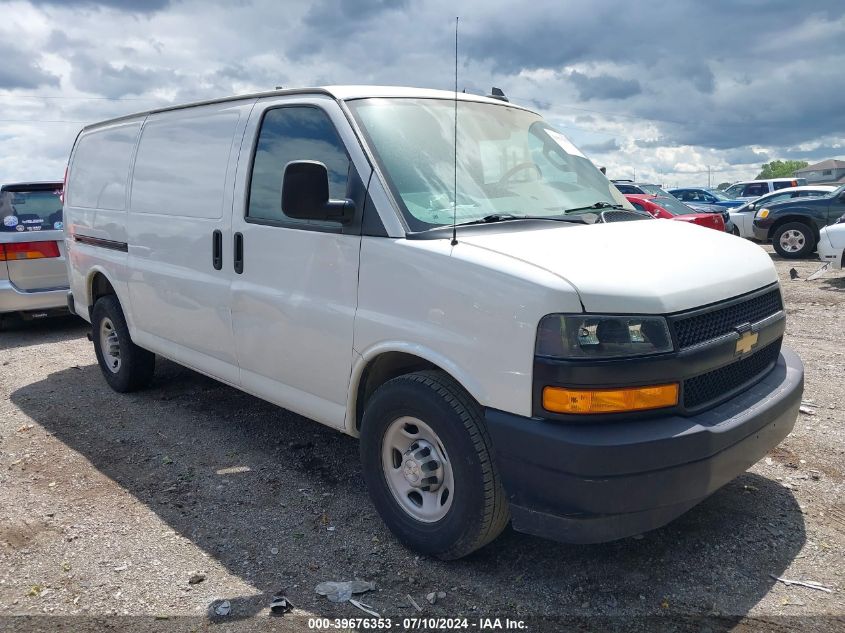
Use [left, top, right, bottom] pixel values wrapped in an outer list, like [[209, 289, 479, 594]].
[[543, 383, 679, 414]]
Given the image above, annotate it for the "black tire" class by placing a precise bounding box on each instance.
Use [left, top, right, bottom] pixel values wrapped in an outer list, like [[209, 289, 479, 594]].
[[91, 295, 155, 392], [0, 313, 21, 331], [772, 222, 815, 259], [360, 370, 509, 559]]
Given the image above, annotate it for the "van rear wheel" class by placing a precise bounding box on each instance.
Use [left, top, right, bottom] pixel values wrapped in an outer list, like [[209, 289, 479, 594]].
[[91, 295, 155, 392], [360, 370, 509, 559]]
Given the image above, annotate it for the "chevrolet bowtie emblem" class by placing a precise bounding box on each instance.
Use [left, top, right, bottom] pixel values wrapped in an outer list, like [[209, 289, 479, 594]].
[[735, 330, 759, 355]]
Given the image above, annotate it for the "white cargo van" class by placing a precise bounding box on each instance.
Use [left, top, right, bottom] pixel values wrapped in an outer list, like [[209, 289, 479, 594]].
[[64, 86, 803, 559]]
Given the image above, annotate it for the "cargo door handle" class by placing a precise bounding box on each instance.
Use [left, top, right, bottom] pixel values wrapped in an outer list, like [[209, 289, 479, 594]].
[[233, 232, 244, 274], [212, 230, 222, 270]]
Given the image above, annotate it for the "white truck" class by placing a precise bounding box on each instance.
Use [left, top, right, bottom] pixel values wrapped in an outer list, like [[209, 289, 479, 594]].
[[63, 86, 803, 559]]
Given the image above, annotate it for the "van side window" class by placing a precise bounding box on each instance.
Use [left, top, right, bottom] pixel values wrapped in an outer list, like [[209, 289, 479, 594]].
[[248, 106, 350, 225]]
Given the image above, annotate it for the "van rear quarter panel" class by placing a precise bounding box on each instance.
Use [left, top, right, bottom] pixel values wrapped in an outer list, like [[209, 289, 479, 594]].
[[353, 237, 582, 419], [65, 120, 144, 323]]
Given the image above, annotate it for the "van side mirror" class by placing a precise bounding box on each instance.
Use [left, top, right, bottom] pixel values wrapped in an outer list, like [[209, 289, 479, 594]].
[[281, 160, 354, 223]]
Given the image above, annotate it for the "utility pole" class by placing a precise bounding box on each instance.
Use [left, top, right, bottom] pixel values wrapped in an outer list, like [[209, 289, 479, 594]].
[[707, 165, 711, 188]]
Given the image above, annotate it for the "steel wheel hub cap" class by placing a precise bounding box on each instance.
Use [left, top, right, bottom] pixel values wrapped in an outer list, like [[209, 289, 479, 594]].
[[100, 317, 121, 373], [780, 230, 805, 252], [382, 416, 454, 523], [401, 439, 445, 491]]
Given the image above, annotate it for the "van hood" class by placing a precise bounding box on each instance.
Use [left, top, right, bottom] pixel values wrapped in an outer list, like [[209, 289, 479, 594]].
[[457, 219, 778, 314]]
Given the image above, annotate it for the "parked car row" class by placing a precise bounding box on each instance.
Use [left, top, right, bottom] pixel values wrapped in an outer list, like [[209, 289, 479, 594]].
[[751, 186, 845, 258], [663, 178, 845, 261], [613, 180, 731, 232], [727, 186, 837, 240]]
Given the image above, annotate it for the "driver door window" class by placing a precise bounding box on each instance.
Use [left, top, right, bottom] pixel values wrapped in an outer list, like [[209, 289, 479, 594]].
[[247, 106, 350, 227]]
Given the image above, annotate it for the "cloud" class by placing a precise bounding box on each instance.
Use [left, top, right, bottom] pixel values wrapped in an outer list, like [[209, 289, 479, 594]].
[[1, 0, 845, 186], [580, 138, 620, 153], [635, 138, 678, 149], [68, 53, 177, 98], [291, 0, 409, 59], [302, 0, 408, 27], [26, 0, 172, 11], [0, 43, 60, 89], [568, 71, 640, 101]]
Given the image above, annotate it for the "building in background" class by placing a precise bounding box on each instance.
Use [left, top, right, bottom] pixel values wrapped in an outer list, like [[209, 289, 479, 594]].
[[793, 159, 845, 185]]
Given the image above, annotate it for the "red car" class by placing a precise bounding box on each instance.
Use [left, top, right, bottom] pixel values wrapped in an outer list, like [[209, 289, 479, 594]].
[[625, 194, 725, 231]]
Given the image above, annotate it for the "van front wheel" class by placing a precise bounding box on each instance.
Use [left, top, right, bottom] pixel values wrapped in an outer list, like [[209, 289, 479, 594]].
[[91, 295, 155, 392], [360, 370, 509, 559]]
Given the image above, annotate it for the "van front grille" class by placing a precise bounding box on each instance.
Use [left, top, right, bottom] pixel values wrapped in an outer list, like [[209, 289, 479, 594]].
[[683, 339, 782, 409], [671, 288, 782, 349]]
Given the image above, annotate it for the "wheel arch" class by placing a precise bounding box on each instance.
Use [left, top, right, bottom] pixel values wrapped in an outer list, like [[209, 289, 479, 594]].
[[347, 344, 486, 436], [84, 267, 138, 333], [87, 267, 117, 310]]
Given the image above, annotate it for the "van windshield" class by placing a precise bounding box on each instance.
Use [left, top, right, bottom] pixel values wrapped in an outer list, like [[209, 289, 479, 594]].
[[0, 186, 64, 233], [348, 98, 631, 232]]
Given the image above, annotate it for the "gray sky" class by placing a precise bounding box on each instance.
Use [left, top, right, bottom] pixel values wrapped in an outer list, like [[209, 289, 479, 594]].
[[1, 0, 843, 186]]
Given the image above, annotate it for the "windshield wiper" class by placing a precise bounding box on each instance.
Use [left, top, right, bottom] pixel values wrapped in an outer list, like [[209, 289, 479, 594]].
[[454, 213, 588, 227], [564, 201, 627, 213]]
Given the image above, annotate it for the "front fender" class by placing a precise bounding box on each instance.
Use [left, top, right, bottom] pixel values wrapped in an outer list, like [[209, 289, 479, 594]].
[[346, 341, 490, 436]]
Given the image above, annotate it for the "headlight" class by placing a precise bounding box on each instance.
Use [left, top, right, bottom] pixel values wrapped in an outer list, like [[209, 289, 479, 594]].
[[756, 208, 770, 219], [536, 314, 674, 359]]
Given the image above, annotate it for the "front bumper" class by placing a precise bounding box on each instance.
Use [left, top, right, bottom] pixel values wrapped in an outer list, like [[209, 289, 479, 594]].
[[817, 231, 843, 270], [752, 220, 771, 241], [0, 280, 70, 314], [485, 346, 803, 544]]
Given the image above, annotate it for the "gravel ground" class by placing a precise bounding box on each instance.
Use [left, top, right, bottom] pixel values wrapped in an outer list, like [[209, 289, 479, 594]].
[[1, 245, 843, 632]]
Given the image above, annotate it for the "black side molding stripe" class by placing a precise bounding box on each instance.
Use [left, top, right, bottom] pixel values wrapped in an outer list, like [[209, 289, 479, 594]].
[[74, 234, 129, 252]]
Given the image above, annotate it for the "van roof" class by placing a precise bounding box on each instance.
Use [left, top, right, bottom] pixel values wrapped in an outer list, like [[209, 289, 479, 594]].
[[81, 85, 536, 132]]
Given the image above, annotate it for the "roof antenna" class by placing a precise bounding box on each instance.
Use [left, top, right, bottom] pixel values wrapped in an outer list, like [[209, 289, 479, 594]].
[[451, 16, 459, 247]]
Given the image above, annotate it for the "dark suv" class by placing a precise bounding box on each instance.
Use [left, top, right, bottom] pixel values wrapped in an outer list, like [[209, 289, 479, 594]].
[[753, 185, 845, 258]]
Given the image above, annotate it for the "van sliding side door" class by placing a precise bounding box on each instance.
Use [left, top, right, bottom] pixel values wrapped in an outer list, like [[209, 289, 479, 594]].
[[229, 95, 371, 430], [126, 100, 255, 385]]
